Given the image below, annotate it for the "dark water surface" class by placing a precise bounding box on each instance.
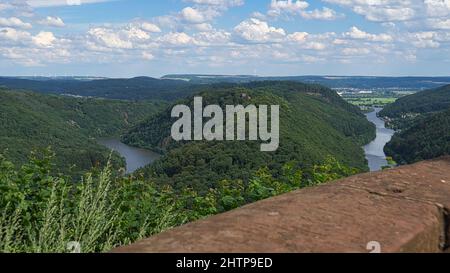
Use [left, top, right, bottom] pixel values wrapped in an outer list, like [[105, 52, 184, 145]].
[[98, 138, 160, 174], [364, 108, 395, 172]]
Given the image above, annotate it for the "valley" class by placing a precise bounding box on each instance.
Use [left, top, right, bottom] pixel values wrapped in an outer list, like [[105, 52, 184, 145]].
[[1, 76, 449, 253], [0, 87, 166, 175], [2, 0, 449, 256], [363, 108, 395, 171]]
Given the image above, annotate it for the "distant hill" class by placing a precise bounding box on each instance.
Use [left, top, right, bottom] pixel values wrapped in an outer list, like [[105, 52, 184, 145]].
[[0, 88, 165, 175], [380, 84, 450, 118], [0, 77, 193, 101], [163, 74, 450, 90], [123, 81, 375, 192], [3, 76, 450, 103], [385, 108, 450, 164]]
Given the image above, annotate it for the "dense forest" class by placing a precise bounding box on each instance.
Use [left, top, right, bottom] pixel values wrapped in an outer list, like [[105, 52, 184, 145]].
[[163, 75, 450, 89], [3, 76, 448, 99], [124, 81, 375, 192], [381, 84, 450, 164], [0, 77, 194, 101], [380, 84, 450, 118], [385, 108, 450, 164], [0, 88, 165, 175]]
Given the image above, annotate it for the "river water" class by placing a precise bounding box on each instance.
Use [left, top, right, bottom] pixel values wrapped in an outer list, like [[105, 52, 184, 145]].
[[363, 108, 395, 172], [98, 138, 161, 174], [99, 109, 393, 174]]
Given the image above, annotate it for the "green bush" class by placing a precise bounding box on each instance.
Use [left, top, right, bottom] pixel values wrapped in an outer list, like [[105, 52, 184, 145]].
[[0, 150, 357, 253]]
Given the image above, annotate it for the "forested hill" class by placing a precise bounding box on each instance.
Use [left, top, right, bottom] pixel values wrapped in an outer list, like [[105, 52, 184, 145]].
[[381, 84, 450, 164], [380, 84, 450, 118], [0, 77, 193, 101], [385, 109, 450, 164], [0, 88, 165, 174], [3, 76, 450, 102], [123, 81, 375, 192], [163, 75, 450, 89]]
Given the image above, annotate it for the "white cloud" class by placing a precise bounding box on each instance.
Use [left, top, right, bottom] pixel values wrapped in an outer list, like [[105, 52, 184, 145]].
[[323, 0, 417, 22], [181, 7, 207, 23], [142, 52, 154, 60], [268, 0, 309, 17], [250, 11, 267, 20], [85, 24, 154, 51], [333, 38, 348, 45], [140, 22, 161, 33], [0, 0, 447, 73], [407, 31, 440, 48], [0, 17, 32, 29], [345, 26, 393, 42], [192, 22, 213, 31], [158, 32, 197, 46], [37, 16, 65, 27], [125, 27, 151, 40], [428, 18, 450, 30], [302, 41, 326, 50], [26, 0, 113, 8], [300, 7, 343, 20], [234, 18, 286, 42], [287, 32, 328, 51], [425, 0, 450, 17], [0, 27, 31, 42], [157, 0, 239, 32], [323, 0, 450, 23], [194, 29, 231, 44], [356, 5, 415, 22], [342, 47, 370, 56], [185, 0, 244, 8], [267, 1, 341, 21], [32, 31, 56, 47], [287, 31, 309, 42], [87, 27, 133, 49], [0, 3, 14, 11]]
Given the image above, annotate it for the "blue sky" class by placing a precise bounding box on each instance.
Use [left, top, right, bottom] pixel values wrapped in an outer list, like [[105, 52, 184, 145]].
[[0, 0, 449, 77]]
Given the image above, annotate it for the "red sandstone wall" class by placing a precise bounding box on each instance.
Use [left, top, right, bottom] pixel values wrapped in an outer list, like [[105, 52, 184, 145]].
[[113, 157, 450, 253]]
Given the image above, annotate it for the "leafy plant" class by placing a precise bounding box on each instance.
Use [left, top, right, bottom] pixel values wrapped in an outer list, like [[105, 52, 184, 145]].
[[0, 149, 358, 253]]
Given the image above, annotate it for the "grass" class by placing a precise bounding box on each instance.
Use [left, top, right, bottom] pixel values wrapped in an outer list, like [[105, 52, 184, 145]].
[[0, 162, 122, 253]]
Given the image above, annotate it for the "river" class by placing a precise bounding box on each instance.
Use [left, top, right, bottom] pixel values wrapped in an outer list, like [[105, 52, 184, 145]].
[[363, 108, 395, 172], [99, 109, 393, 174], [98, 138, 161, 174]]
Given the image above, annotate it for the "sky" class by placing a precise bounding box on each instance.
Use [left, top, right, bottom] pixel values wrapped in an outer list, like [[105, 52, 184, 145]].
[[0, 0, 449, 77]]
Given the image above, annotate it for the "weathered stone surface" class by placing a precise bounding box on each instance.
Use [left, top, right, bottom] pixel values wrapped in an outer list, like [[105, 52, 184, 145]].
[[113, 157, 450, 253]]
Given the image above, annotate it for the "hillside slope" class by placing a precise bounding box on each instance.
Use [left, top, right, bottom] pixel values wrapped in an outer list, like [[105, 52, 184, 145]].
[[0, 88, 165, 174], [123, 81, 375, 191], [380, 84, 450, 118], [0, 77, 193, 101], [163, 75, 450, 89], [385, 109, 450, 164], [380, 84, 450, 164]]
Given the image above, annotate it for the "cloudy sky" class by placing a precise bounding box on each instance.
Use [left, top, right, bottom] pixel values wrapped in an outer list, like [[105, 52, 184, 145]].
[[0, 0, 449, 77]]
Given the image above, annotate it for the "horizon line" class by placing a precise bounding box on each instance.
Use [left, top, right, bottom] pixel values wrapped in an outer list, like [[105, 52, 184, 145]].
[[2, 74, 450, 79]]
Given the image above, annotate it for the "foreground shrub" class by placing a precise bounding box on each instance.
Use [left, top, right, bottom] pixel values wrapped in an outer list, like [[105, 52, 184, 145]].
[[0, 150, 358, 253]]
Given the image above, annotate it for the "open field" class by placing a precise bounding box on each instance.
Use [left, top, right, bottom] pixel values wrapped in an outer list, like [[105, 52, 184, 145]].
[[345, 97, 398, 107]]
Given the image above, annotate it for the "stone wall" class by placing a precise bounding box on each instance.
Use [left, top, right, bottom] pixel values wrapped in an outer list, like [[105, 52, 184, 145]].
[[113, 157, 450, 253]]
